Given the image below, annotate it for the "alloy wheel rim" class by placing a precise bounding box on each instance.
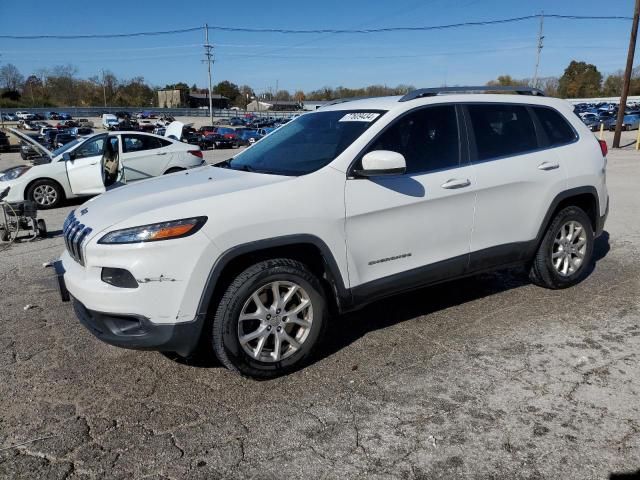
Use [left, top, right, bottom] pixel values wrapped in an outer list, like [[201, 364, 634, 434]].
[[551, 220, 587, 277], [33, 185, 57, 206], [237, 281, 313, 362]]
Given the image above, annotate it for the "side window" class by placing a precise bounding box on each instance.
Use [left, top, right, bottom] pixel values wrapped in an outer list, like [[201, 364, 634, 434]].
[[364, 105, 460, 174], [74, 136, 105, 159], [122, 135, 165, 152], [533, 106, 577, 147], [122, 135, 144, 153], [467, 104, 538, 161]]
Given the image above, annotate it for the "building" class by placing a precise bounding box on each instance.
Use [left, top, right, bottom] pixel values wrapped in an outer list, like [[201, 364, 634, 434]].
[[157, 89, 186, 108], [157, 89, 229, 109], [187, 92, 230, 109], [246, 99, 303, 112], [302, 101, 331, 111]]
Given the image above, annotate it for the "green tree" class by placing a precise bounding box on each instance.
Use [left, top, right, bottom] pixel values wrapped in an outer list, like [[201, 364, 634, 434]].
[[213, 80, 240, 103], [558, 61, 602, 98], [486, 75, 528, 87], [164, 82, 190, 91], [602, 73, 623, 97]]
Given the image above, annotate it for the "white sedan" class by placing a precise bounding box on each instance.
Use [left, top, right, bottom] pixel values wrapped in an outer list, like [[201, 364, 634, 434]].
[[0, 123, 205, 209]]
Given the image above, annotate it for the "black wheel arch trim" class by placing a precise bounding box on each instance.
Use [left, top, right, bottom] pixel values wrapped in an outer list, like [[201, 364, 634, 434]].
[[534, 186, 601, 247], [196, 234, 351, 318]]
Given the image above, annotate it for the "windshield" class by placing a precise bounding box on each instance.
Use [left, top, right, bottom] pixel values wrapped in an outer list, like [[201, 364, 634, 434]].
[[52, 138, 82, 157], [226, 110, 385, 176]]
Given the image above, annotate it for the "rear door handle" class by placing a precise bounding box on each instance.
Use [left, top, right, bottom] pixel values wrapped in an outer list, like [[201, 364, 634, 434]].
[[156, 152, 167, 156], [441, 178, 471, 189], [538, 162, 559, 171]]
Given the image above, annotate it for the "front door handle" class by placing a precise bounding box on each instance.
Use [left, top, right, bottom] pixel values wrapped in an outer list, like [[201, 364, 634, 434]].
[[441, 178, 471, 189], [538, 162, 559, 171], [156, 152, 167, 156]]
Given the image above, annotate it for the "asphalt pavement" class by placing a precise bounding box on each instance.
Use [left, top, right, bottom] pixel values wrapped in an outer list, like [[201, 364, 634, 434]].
[[0, 132, 639, 479]]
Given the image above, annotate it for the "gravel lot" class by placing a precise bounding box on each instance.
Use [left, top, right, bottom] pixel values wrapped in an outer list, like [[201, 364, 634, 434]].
[[0, 128, 639, 479]]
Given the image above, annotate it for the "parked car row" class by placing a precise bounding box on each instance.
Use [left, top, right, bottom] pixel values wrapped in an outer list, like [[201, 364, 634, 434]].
[[19, 125, 95, 160]]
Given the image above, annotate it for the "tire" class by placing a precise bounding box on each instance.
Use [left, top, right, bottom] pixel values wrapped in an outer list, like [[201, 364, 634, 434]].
[[37, 219, 47, 238], [211, 258, 327, 379], [26, 179, 64, 209], [529, 206, 594, 289], [163, 167, 185, 175]]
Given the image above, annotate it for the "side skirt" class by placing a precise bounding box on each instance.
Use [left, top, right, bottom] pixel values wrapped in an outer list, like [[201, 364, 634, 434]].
[[348, 241, 536, 311]]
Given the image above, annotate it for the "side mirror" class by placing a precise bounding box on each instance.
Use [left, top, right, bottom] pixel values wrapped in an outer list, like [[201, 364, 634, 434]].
[[354, 150, 406, 177], [62, 152, 73, 162]]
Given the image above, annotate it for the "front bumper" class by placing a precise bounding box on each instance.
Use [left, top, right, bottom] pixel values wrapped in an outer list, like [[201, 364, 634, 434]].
[[56, 260, 203, 356], [72, 297, 205, 357]]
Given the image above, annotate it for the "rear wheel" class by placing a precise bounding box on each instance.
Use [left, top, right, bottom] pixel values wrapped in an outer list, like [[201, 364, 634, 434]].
[[211, 258, 327, 379], [26, 179, 64, 209], [529, 206, 594, 289]]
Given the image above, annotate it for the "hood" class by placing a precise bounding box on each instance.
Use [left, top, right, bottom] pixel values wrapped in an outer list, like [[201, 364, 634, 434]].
[[9, 128, 53, 158], [164, 121, 185, 140], [76, 165, 291, 236]]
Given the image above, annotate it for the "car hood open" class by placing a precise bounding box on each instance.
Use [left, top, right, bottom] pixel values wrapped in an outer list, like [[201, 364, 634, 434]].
[[9, 128, 53, 159], [76, 165, 291, 237]]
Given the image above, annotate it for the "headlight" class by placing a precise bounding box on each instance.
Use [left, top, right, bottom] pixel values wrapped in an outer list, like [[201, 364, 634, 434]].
[[98, 217, 207, 244], [0, 166, 31, 181]]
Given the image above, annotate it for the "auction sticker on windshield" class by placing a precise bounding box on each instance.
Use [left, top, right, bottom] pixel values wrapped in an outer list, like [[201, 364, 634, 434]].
[[339, 112, 380, 122]]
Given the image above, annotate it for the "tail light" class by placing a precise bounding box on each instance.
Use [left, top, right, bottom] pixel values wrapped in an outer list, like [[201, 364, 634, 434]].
[[598, 139, 608, 157], [188, 150, 203, 159]]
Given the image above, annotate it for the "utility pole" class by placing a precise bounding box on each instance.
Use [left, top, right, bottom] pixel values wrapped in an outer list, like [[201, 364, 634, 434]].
[[101, 69, 107, 108], [203, 24, 214, 126], [613, 0, 640, 148], [532, 12, 544, 88]]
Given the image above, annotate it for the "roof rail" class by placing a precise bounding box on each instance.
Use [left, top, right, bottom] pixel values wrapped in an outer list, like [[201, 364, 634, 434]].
[[319, 96, 379, 108], [399, 86, 545, 102]]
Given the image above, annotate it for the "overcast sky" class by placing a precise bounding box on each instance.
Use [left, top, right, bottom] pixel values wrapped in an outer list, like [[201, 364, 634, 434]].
[[0, 0, 636, 94]]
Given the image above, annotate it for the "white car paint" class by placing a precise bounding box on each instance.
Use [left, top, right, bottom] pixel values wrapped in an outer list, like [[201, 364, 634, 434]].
[[0, 128, 204, 206], [59, 93, 608, 338]]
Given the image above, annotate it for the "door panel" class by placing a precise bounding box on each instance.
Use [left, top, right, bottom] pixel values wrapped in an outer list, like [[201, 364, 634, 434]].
[[120, 134, 171, 180], [345, 104, 476, 288], [465, 104, 568, 262], [346, 166, 476, 286], [66, 135, 108, 195]]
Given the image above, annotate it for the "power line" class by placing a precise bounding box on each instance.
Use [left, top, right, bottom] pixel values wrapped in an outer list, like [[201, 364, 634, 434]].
[[0, 15, 632, 39]]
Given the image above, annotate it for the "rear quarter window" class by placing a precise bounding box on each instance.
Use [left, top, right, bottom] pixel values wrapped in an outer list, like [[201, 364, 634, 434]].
[[533, 106, 577, 147]]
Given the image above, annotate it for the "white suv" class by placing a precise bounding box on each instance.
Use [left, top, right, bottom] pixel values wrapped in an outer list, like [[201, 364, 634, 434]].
[[54, 86, 609, 378]]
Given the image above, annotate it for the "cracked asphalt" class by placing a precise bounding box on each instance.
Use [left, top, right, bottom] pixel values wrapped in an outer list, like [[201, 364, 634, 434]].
[[1, 132, 639, 479]]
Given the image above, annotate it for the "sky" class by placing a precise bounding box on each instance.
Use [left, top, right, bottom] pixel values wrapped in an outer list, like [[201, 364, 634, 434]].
[[0, 0, 637, 95]]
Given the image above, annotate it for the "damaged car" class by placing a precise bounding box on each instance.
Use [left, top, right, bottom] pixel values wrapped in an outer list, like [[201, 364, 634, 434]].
[[0, 122, 204, 209]]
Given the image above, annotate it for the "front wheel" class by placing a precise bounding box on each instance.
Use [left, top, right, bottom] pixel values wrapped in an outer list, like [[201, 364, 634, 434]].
[[26, 179, 64, 209], [529, 206, 594, 289], [211, 258, 327, 378]]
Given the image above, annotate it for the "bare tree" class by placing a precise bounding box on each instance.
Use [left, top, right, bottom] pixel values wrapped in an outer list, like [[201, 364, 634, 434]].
[[0, 63, 24, 91]]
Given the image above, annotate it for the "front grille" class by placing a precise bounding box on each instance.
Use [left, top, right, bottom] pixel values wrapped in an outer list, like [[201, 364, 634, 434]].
[[63, 211, 92, 266]]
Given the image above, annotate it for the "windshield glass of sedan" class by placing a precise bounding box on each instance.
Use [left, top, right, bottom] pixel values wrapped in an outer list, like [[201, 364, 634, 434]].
[[52, 138, 82, 157], [228, 110, 385, 175]]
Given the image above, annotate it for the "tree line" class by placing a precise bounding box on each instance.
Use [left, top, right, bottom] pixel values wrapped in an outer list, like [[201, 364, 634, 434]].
[[487, 60, 640, 99], [1, 59, 638, 108]]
